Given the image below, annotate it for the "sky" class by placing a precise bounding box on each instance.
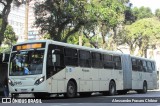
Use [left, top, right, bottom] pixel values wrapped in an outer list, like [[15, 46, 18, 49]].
[[130, 0, 160, 13]]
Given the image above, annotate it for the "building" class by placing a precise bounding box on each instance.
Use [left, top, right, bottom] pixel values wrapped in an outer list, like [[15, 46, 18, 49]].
[[0, 1, 42, 42]]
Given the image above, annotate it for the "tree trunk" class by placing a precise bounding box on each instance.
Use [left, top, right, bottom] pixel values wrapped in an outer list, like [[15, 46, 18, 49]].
[[24, 0, 29, 40], [0, 0, 12, 45], [79, 27, 83, 46]]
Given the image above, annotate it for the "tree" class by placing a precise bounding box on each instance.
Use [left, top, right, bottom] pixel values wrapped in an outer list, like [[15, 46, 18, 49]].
[[155, 9, 160, 20], [34, 0, 128, 49], [0, 18, 17, 52], [118, 18, 160, 57], [34, 0, 89, 42], [81, 0, 127, 49], [0, 0, 21, 45], [132, 7, 153, 20]]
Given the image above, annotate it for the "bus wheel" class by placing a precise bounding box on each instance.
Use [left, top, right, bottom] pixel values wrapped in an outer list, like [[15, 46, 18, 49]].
[[142, 81, 147, 93], [109, 81, 116, 96], [65, 81, 77, 98]]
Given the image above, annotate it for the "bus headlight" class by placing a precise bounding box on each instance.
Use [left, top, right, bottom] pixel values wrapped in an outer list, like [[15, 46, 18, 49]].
[[8, 79, 14, 86], [34, 76, 45, 85]]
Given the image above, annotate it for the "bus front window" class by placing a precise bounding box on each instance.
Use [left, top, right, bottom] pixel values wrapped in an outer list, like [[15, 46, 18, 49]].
[[9, 50, 44, 76]]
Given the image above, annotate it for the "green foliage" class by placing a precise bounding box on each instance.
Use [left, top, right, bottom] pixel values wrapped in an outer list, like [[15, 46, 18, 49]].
[[34, 0, 127, 49], [0, 18, 17, 47], [155, 9, 160, 19], [132, 7, 153, 20], [0, 0, 22, 45], [118, 18, 160, 56], [34, 0, 89, 42]]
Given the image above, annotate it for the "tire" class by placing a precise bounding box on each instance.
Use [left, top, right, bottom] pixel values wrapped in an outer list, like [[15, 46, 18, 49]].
[[137, 81, 147, 94], [142, 81, 147, 93], [64, 81, 77, 98], [109, 81, 116, 96]]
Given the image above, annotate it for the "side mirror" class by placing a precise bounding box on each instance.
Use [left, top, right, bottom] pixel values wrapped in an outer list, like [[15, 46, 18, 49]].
[[52, 50, 56, 63]]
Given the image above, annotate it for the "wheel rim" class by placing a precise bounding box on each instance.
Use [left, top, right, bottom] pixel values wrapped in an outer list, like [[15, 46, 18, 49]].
[[111, 85, 115, 94], [68, 85, 74, 94], [143, 84, 147, 93], [67, 82, 75, 97], [109, 82, 115, 95]]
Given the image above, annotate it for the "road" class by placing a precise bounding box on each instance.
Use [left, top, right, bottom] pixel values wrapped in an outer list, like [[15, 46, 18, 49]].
[[0, 90, 160, 106]]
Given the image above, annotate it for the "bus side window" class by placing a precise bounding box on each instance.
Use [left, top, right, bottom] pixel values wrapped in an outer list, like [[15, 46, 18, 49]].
[[113, 56, 122, 70], [142, 60, 147, 72], [64, 48, 78, 66], [151, 62, 155, 71], [147, 61, 152, 73], [91, 52, 103, 68], [79, 50, 91, 68], [137, 59, 143, 71], [131, 58, 138, 71], [103, 54, 114, 69]]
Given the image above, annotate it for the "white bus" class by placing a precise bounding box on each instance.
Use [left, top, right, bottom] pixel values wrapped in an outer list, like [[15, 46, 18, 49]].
[[7, 40, 158, 98]]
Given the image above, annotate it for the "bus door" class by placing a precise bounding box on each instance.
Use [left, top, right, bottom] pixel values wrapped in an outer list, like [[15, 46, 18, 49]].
[[47, 45, 65, 93]]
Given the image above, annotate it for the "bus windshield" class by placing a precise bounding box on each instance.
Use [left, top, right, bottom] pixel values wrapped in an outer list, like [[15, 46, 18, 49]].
[[9, 50, 44, 76]]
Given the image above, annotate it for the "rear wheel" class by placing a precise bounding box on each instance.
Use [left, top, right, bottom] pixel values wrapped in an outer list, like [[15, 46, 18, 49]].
[[137, 81, 147, 94], [64, 81, 77, 98], [142, 81, 147, 93], [109, 81, 116, 96]]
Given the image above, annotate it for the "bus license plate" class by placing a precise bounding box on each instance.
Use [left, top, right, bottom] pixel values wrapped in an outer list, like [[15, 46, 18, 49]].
[[21, 89, 28, 92]]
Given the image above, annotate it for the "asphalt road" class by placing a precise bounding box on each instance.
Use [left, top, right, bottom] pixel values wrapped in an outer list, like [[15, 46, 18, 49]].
[[0, 90, 160, 106]]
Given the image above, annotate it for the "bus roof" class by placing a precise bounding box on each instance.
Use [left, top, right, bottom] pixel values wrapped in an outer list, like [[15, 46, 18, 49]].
[[15, 40, 122, 55], [14, 40, 155, 61]]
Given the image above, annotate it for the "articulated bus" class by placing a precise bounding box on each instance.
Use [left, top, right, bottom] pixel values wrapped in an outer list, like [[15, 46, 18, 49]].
[[7, 40, 157, 98]]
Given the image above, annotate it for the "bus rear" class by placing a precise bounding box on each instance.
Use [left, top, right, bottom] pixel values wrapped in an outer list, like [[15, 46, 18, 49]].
[[8, 41, 49, 98]]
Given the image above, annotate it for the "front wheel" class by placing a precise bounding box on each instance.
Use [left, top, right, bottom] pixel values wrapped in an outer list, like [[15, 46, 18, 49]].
[[64, 81, 77, 98], [142, 82, 147, 93], [109, 81, 116, 96]]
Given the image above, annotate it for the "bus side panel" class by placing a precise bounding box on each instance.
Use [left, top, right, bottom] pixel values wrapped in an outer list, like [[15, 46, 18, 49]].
[[121, 54, 132, 89], [153, 62, 158, 89]]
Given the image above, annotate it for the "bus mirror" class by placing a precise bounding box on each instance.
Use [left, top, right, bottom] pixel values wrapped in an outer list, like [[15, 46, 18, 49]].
[[52, 54, 56, 63], [52, 50, 56, 63], [2, 53, 9, 63]]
